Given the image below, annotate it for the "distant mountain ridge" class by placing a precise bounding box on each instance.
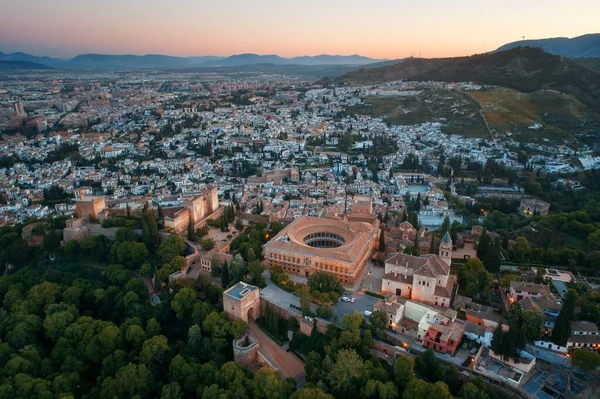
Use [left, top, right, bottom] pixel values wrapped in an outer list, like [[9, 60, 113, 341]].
[[0, 60, 53, 71], [495, 34, 600, 57], [0, 51, 383, 70], [203, 53, 383, 67]]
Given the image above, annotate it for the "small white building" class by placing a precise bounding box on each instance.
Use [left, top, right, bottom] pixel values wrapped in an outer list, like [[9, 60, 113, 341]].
[[374, 295, 405, 328], [464, 321, 493, 347]]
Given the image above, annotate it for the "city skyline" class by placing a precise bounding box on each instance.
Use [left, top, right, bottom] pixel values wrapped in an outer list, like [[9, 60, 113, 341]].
[[1, 0, 599, 58]]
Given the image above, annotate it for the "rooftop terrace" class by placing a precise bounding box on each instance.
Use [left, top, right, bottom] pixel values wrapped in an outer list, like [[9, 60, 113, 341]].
[[225, 282, 258, 300]]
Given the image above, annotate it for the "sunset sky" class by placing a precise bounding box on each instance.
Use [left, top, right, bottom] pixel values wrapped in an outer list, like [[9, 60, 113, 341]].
[[1, 0, 599, 59]]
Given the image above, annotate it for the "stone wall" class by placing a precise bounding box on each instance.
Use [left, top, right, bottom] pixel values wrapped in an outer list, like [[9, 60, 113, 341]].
[[62, 220, 136, 242], [241, 213, 269, 224], [233, 333, 260, 367], [193, 205, 224, 231], [260, 298, 315, 335], [76, 197, 106, 219]]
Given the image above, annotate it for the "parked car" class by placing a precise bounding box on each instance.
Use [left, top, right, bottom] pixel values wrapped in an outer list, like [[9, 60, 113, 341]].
[[350, 298, 356, 303], [363, 310, 372, 317], [342, 296, 350, 302]]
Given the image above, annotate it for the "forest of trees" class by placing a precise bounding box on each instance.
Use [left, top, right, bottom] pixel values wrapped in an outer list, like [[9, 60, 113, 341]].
[[0, 213, 510, 398]]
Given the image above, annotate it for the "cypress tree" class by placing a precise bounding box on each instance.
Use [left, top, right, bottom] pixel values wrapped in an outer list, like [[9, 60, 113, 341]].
[[157, 203, 163, 219], [485, 238, 502, 272], [477, 229, 490, 260], [409, 211, 419, 228], [142, 211, 160, 252], [553, 307, 572, 346], [126, 204, 131, 218], [187, 220, 195, 241], [247, 248, 256, 263], [401, 209, 408, 223], [516, 326, 527, 352], [142, 219, 151, 251], [440, 216, 450, 238], [491, 322, 504, 355], [221, 261, 230, 288], [429, 236, 437, 254], [501, 328, 516, 361], [414, 193, 422, 212], [379, 229, 386, 252]]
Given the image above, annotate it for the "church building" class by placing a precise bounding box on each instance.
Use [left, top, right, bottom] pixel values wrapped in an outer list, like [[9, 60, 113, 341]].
[[382, 232, 457, 308]]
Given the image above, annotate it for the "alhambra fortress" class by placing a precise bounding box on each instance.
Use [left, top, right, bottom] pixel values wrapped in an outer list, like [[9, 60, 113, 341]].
[[223, 193, 475, 376], [63, 185, 222, 242], [59, 187, 597, 386]]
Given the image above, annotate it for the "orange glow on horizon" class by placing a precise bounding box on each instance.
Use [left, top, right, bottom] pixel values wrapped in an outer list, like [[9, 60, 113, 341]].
[[1, 1, 599, 59]]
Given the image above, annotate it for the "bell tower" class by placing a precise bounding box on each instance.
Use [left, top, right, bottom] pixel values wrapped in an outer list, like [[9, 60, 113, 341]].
[[439, 232, 452, 267]]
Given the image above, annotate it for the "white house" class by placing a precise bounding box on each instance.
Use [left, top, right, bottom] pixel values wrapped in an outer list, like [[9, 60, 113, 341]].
[[508, 281, 551, 302]]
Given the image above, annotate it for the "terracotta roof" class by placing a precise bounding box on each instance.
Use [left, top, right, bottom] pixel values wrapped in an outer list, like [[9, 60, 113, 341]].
[[263, 215, 377, 263], [510, 281, 551, 295], [398, 221, 416, 231], [444, 308, 458, 319], [374, 300, 404, 315], [383, 272, 413, 285], [400, 318, 419, 330], [429, 321, 464, 342], [434, 277, 456, 298], [571, 321, 599, 334], [416, 255, 450, 277], [464, 321, 487, 336], [346, 213, 379, 223], [533, 295, 562, 312], [568, 334, 600, 344], [520, 297, 543, 314]]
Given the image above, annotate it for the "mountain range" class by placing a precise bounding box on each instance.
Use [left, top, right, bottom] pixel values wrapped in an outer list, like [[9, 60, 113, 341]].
[[2, 33, 598, 71], [0, 60, 53, 71], [494, 33, 600, 57], [0, 51, 383, 70]]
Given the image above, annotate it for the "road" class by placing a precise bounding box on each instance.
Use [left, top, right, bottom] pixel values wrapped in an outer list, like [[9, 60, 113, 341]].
[[261, 273, 303, 310], [249, 321, 305, 382]]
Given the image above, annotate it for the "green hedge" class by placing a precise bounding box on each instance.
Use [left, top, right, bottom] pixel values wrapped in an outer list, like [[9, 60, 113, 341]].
[[365, 291, 385, 299], [256, 317, 286, 345]]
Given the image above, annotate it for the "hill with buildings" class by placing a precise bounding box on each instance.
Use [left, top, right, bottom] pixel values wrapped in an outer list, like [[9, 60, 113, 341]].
[[494, 33, 600, 57], [341, 47, 600, 113]]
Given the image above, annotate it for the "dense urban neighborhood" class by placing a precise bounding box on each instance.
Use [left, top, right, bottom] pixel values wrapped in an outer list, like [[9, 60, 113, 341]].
[[1, 59, 600, 399]]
